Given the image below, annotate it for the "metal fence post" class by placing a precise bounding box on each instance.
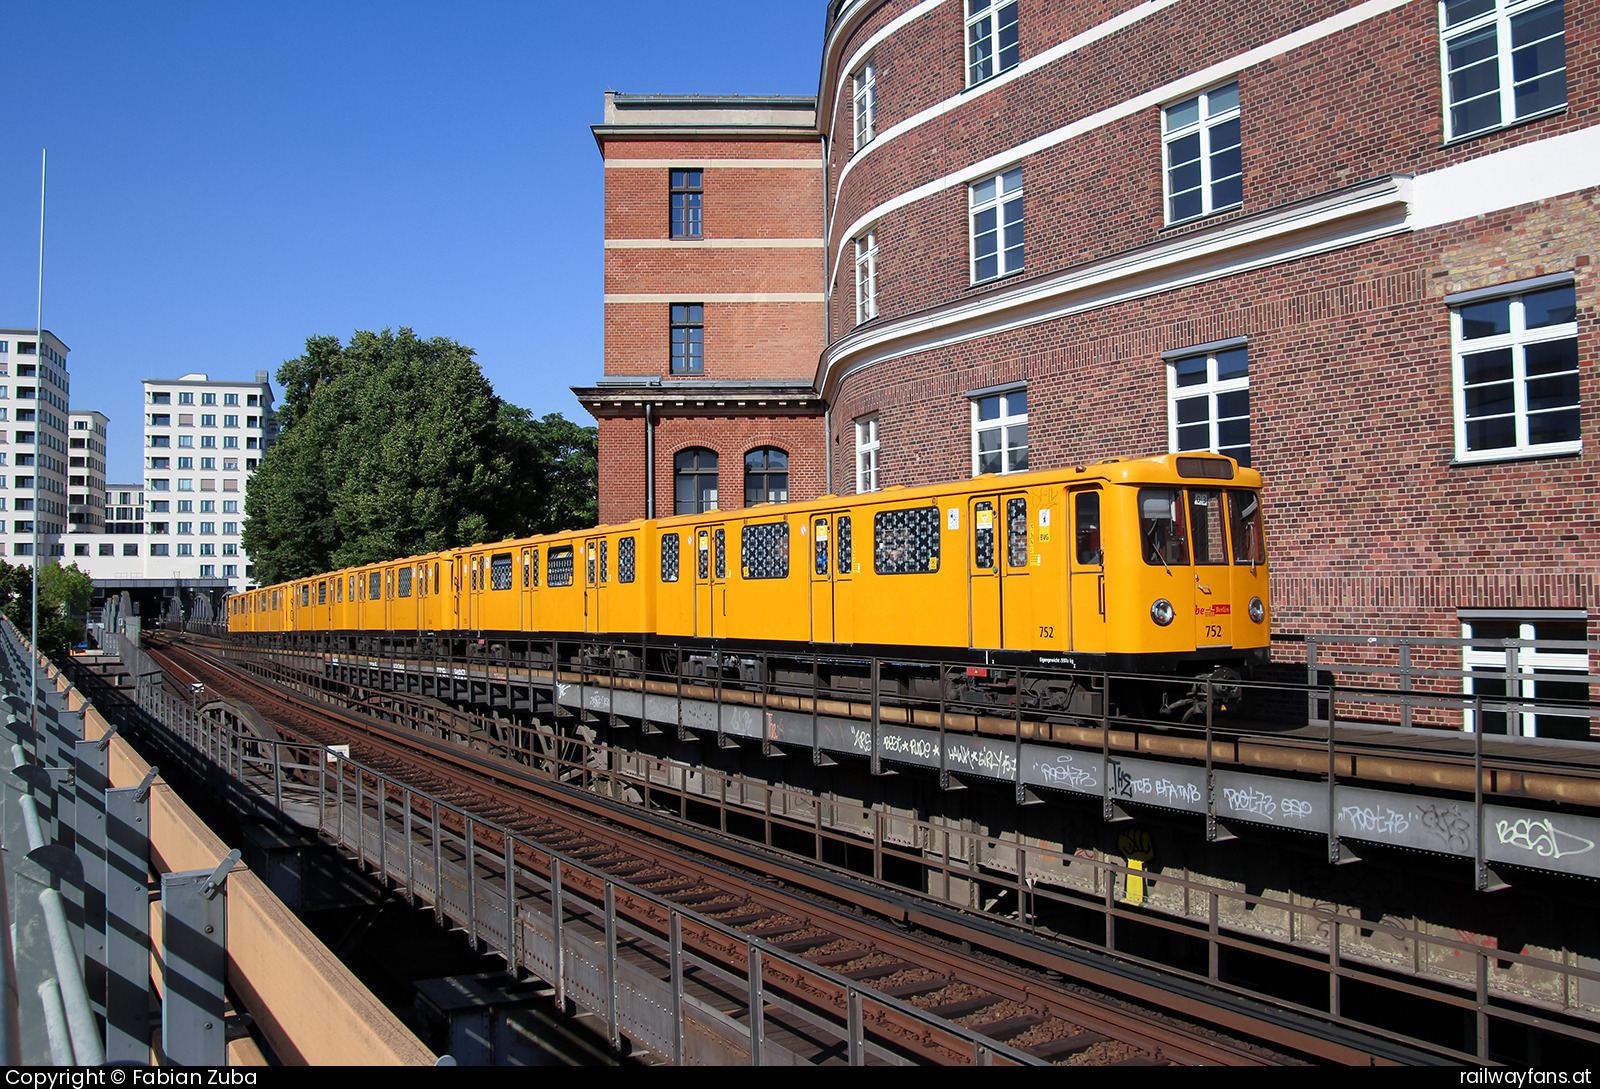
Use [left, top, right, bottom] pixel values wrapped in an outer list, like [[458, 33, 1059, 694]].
[[104, 769, 157, 1064], [160, 850, 241, 1066]]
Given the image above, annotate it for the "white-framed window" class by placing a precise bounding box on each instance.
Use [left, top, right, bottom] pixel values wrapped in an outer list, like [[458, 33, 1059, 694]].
[[969, 167, 1023, 283], [1461, 611, 1590, 738], [855, 416, 880, 493], [1450, 276, 1578, 461], [971, 386, 1027, 475], [1166, 340, 1251, 467], [855, 230, 879, 324], [852, 60, 876, 149], [1163, 81, 1241, 223], [965, 0, 1018, 86], [1441, 0, 1567, 141]]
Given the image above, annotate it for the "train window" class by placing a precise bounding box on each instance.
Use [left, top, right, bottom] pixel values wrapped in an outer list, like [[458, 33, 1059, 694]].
[[369, 571, 382, 599], [714, 528, 726, 579], [741, 522, 789, 579], [813, 519, 828, 575], [696, 532, 709, 580], [398, 567, 413, 597], [300, 585, 310, 607], [586, 543, 596, 585], [1075, 492, 1102, 565], [1006, 498, 1028, 568], [318, 581, 326, 605], [334, 578, 342, 603], [548, 546, 574, 587], [522, 551, 531, 589], [875, 507, 941, 574], [619, 537, 636, 583], [974, 502, 995, 570], [1140, 489, 1190, 566], [661, 535, 680, 582], [1228, 491, 1264, 566], [838, 516, 853, 572], [490, 553, 512, 590], [1189, 490, 1228, 565], [600, 540, 609, 584], [530, 550, 538, 587], [350, 575, 357, 601]]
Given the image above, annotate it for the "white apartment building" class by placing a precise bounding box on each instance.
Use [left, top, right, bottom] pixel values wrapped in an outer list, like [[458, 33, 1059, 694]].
[[0, 330, 71, 566], [142, 372, 275, 592], [68, 410, 108, 533]]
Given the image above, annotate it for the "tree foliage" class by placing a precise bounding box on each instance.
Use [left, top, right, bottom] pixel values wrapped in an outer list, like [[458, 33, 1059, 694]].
[[243, 329, 598, 584], [0, 561, 94, 657]]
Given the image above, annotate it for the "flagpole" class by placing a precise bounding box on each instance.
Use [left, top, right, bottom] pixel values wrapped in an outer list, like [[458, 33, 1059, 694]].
[[31, 149, 45, 753]]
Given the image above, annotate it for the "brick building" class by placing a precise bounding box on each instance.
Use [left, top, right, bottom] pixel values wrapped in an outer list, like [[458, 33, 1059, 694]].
[[574, 94, 830, 525], [581, 0, 1597, 735]]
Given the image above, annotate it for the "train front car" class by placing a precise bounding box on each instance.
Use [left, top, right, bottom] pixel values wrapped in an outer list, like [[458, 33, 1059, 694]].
[[1098, 453, 1269, 720]]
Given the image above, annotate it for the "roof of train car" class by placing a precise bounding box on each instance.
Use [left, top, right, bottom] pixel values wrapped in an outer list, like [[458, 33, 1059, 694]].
[[246, 453, 1258, 595]]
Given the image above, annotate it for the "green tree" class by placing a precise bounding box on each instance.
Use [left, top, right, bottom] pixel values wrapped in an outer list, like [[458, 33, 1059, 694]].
[[0, 560, 93, 657], [244, 329, 598, 583]]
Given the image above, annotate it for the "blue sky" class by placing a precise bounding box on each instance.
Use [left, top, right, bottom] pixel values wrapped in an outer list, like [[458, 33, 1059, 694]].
[[0, 1, 825, 483]]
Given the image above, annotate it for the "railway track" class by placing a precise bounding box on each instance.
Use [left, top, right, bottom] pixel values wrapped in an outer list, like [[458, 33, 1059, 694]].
[[140, 635, 1386, 1066]]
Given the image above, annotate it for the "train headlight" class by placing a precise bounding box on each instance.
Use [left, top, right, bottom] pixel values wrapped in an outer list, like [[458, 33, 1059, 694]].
[[1249, 597, 1265, 624], [1150, 599, 1175, 626]]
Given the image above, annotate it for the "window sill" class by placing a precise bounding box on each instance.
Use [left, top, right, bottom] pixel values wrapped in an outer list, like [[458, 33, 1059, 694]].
[[1160, 202, 1245, 233], [1450, 444, 1583, 468], [1441, 104, 1567, 149], [969, 268, 1026, 289]]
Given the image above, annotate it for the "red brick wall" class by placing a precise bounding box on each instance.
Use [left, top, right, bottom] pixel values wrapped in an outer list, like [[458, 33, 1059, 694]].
[[597, 412, 827, 524], [823, 0, 1599, 337]]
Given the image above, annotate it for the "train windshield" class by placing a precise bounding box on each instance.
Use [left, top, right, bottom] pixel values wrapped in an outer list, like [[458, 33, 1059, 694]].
[[1228, 490, 1265, 565], [1189, 490, 1228, 565], [1140, 489, 1189, 566]]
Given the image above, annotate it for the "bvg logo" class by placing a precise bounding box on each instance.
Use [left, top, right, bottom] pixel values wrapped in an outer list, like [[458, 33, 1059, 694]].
[[1195, 603, 1232, 616]]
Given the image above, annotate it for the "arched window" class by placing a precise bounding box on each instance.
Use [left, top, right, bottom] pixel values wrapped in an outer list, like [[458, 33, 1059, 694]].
[[674, 448, 718, 515], [744, 447, 788, 506]]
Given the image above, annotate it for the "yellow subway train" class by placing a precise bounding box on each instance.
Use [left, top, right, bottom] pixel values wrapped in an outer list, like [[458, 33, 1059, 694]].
[[228, 452, 1270, 716]]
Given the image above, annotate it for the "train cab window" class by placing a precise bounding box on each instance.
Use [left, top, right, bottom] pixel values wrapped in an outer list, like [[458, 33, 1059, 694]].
[[618, 537, 636, 583], [1189, 489, 1228, 564], [398, 567, 413, 597], [1140, 489, 1190, 566], [1228, 491, 1264, 566], [838, 516, 853, 573], [369, 571, 382, 599], [548, 546, 574, 587], [318, 581, 326, 605], [974, 502, 995, 570], [741, 522, 789, 579], [1006, 497, 1028, 568], [875, 507, 941, 574], [661, 535, 680, 582], [490, 553, 512, 590], [814, 519, 829, 575], [1075, 492, 1102, 565]]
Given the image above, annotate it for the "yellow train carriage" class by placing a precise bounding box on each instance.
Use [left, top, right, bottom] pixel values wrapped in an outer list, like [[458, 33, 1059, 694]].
[[229, 453, 1269, 688]]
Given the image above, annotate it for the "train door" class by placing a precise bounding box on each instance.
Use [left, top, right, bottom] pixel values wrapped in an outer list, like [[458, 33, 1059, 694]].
[[693, 525, 726, 638], [1068, 488, 1105, 652], [583, 535, 607, 634], [1188, 488, 1234, 648], [808, 512, 855, 644], [968, 492, 1032, 649], [520, 548, 535, 630]]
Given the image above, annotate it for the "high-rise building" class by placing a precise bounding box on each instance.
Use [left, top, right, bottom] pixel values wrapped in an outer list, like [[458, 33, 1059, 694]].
[[68, 410, 109, 534], [0, 329, 71, 565], [143, 372, 276, 592]]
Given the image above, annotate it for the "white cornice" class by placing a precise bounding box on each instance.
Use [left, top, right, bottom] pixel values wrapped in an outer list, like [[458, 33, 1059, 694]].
[[818, 176, 1412, 399]]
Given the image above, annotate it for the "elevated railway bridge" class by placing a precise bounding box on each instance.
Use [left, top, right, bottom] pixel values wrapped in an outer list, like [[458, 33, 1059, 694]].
[[52, 617, 1600, 1066]]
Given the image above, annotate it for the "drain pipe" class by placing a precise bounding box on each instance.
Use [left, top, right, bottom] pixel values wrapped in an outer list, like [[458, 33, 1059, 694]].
[[644, 401, 655, 519]]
